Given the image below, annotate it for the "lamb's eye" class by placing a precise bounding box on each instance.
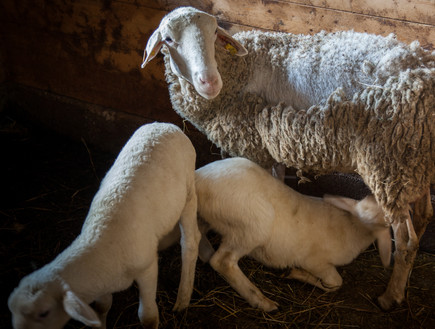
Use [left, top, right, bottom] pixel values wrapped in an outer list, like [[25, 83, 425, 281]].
[[38, 310, 49, 319], [165, 37, 173, 43]]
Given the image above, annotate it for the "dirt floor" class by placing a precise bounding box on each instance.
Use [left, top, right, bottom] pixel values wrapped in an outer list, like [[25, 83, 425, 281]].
[[1, 112, 434, 329]]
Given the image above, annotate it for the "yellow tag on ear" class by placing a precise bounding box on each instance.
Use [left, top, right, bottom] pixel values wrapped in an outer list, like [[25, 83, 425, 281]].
[[225, 43, 237, 56]]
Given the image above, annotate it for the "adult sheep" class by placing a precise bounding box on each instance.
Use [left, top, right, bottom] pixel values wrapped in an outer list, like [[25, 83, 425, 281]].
[[141, 6, 435, 310]]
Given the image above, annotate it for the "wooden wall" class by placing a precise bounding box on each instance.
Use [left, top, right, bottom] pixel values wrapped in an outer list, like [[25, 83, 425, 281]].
[[0, 0, 434, 154]]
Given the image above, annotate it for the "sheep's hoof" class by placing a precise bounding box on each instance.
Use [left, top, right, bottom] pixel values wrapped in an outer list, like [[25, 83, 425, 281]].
[[377, 292, 402, 311]]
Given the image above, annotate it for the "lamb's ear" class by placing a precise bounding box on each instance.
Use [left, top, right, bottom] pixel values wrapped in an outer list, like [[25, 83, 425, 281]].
[[323, 195, 358, 216], [216, 27, 248, 56], [141, 29, 164, 68], [375, 228, 392, 268], [63, 290, 101, 327]]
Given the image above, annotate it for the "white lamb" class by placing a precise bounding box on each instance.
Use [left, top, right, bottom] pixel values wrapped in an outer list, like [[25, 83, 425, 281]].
[[196, 157, 392, 311], [141, 7, 434, 309], [8, 122, 201, 329]]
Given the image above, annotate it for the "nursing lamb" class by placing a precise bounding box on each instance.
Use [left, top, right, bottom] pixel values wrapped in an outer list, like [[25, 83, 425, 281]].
[[8, 123, 201, 329], [196, 157, 392, 311]]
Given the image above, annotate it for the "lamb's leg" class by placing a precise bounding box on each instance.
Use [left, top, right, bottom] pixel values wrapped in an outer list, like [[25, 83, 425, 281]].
[[288, 267, 342, 292], [197, 219, 215, 262], [288, 266, 342, 292], [93, 294, 112, 329], [220, 149, 228, 159], [198, 233, 215, 263], [173, 192, 201, 311], [210, 243, 278, 312], [136, 258, 159, 329], [158, 224, 181, 251], [271, 162, 286, 182], [378, 212, 419, 310]]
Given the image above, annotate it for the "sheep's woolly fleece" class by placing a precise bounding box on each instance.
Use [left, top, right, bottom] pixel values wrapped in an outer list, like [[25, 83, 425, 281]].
[[163, 30, 435, 222], [259, 68, 435, 222]]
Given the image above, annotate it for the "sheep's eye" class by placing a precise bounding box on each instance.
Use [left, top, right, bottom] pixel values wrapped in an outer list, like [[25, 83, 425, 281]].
[[165, 37, 173, 43], [38, 310, 49, 319]]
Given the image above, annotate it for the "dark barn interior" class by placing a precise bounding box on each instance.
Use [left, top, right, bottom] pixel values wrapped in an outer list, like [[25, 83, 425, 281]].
[[1, 0, 434, 328]]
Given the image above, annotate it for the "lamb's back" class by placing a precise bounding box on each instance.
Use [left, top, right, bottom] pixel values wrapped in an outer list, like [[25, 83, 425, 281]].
[[82, 123, 195, 245]]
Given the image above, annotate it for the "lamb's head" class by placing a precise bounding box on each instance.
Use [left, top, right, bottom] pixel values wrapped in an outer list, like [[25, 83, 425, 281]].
[[323, 195, 392, 268], [141, 6, 248, 99], [8, 273, 101, 329]]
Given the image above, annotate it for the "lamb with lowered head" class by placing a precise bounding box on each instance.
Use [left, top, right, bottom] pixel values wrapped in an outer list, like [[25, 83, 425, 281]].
[[8, 122, 201, 329]]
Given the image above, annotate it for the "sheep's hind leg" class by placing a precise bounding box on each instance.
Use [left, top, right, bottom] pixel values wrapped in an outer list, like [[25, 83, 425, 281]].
[[288, 267, 342, 292], [210, 243, 278, 312], [173, 192, 201, 311], [136, 258, 159, 329], [378, 211, 419, 310]]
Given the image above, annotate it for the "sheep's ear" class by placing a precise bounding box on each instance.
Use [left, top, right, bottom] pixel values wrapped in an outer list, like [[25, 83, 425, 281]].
[[141, 29, 164, 68], [216, 27, 248, 56], [375, 228, 392, 268], [323, 195, 358, 216], [63, 290, 101, 327]]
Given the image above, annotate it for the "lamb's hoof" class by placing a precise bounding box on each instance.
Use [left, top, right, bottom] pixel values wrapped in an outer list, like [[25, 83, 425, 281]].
[[141, 317, 159, 329], [257, 298, 279, 312], [172, 297, 189, 312], [320, 281, 340, 292]]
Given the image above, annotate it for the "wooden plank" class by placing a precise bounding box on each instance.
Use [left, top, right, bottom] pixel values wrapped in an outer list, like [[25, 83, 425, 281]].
[[125, 0, 435, 25], [137, 0, 434, 50], [276, 0, 435, 25], [1, 19, 176, 121], [0, 0, 164, 57], [8, 84, 218, 167], [0, 1, 179, 119], [0, 51, 5, 84]]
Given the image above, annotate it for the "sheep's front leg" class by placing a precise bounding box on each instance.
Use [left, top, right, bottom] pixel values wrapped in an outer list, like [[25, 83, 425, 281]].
[[413, 189, 433, 239], [378, 212, 418, 310], [173, 192, 201, 311], [288, 267, 342, 292], [210, 244, 278, 312], [93, 294, 112, 329], [136, 257, 159, 329]]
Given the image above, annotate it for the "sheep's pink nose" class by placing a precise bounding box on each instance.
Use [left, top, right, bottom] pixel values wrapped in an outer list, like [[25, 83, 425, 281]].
[[198, 73, 219, 87], [194, 70, 223, 99]]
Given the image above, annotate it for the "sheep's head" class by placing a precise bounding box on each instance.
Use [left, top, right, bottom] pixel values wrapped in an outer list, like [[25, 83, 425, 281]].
[[141, 7, 248, 99], [8, 273, 101, 329]]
